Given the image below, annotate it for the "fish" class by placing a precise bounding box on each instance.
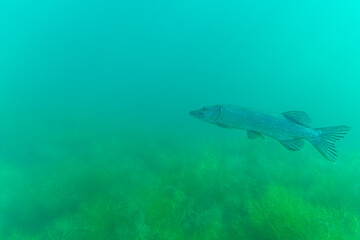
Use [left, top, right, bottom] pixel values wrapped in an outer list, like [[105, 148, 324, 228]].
[[189, 104, 350, 162]]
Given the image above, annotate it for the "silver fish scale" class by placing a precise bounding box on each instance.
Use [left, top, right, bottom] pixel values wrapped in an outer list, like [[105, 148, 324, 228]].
[[216, 105, 315, 141]]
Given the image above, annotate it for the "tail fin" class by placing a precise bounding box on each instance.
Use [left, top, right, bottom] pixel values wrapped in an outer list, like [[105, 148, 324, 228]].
[[310, 125, 351, 162]]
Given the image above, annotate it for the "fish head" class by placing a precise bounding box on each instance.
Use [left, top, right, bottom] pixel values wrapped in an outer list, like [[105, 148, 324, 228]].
[[189, 105, 221, 123]]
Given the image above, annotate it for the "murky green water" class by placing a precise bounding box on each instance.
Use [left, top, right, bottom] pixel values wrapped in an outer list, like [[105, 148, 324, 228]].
[[0, 0, 359, 239]]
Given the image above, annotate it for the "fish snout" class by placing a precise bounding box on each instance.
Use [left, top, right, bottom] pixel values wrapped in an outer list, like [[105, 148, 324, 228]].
[[189, 110, 203, 119]]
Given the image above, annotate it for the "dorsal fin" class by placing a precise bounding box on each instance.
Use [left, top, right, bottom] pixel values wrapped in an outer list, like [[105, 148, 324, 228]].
[[282, 111, 312, 127]]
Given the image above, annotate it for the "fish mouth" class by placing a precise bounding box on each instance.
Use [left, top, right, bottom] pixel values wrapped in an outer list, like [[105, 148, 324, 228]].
[[189, 110, 201, 118]]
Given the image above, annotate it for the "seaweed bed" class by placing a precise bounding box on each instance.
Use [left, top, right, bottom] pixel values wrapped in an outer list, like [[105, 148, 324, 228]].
[[0, 128, 359, 240]]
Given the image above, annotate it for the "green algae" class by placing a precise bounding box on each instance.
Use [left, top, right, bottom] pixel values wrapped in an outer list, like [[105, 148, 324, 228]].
[[247, 185, 360, 240], [0, 132, 359, 240]]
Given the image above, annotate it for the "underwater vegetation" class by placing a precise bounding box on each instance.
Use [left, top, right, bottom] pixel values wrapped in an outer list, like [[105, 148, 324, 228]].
[[0, 128, 359, 240]]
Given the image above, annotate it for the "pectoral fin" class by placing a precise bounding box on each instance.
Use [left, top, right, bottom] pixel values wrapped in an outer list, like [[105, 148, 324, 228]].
[[247, 131, 265, 140], [279, 139, 304, 151]]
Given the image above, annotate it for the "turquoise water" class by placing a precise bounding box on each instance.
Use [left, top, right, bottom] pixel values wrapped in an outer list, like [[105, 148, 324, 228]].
[[0, 0, 359, 239]]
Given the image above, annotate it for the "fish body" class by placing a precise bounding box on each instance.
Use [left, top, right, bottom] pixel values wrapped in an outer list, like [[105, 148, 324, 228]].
[[215, 105, 315, 140], [190, 104, 350, 162]]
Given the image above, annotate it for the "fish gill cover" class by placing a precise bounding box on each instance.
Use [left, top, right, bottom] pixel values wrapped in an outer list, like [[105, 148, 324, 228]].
[[0, 0, 359, 239]]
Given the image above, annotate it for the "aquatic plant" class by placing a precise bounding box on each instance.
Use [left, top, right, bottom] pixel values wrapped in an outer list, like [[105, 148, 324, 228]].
[[1, 131, 359, 240], [247, 185, 360, 240]]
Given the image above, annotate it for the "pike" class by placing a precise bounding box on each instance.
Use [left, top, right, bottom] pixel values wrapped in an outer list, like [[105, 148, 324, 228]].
[[190, 105, 350, 162]]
